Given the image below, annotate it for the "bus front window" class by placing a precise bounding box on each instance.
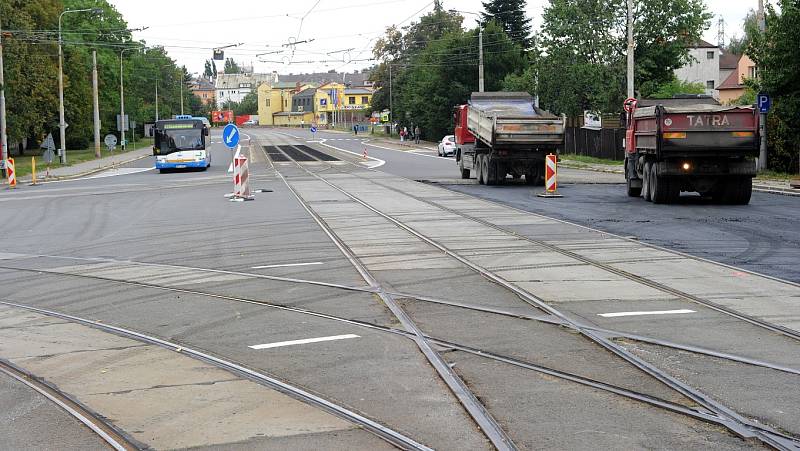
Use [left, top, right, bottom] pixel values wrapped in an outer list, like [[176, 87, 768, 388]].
[[165, 129, 203, 151]]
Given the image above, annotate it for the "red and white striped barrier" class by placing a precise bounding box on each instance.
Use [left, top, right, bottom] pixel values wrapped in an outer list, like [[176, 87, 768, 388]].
[[536, 153, 562, 198], [6, 158, 16, 188], [545, 153, 557, 192], [232, 155, 253, 201]]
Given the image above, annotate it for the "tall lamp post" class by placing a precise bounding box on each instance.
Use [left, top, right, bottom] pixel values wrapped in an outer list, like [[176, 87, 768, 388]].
[[58, 7, 102, 163], [450, 10, 485, 92]]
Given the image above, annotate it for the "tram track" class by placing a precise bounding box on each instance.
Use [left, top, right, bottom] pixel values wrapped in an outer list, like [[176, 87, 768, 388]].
[[1, 267, 782, 442], [4, 132, 797, 449], [0, 356, 138, 451], [256, 133, 800, 450], [0, 300, 432, 451]]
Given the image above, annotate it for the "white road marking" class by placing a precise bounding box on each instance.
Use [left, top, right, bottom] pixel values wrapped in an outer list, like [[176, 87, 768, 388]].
[[363, 141, 442, 159], [252, 261, 324, 269], [317, 139, 386, 168], [597, 309, 696, 318], [249, 334, 360, 350]]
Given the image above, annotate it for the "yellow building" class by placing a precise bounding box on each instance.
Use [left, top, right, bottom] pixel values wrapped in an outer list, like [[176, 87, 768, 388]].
[[258, 82, 316, 125], [315, 82, 346, 125]]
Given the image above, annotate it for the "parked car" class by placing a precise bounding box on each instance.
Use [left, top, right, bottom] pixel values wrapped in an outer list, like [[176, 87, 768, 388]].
[[438, 135, 456, 156], [242, 119, 257, 126]]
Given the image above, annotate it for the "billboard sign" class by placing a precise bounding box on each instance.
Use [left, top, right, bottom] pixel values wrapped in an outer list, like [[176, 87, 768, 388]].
[[212, 110, 234, 123]]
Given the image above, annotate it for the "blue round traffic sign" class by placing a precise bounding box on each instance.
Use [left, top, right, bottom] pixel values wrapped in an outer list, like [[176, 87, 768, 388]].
[[222, 123, 240, 149], [310, 126, 317, 133]]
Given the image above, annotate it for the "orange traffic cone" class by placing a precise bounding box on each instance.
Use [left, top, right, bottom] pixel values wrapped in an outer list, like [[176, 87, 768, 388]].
[[362, 147, 368, 160]]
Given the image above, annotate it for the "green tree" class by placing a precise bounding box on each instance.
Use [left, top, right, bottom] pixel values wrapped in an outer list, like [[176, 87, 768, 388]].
[[648, 77, 706, 99], [724, 10, 758, 55], [223, 58, 241, 74], [535, 0, 711, 115], [482, 0, 533, 48], [747, 0, 800, 172], [203, 59, 217, 78]]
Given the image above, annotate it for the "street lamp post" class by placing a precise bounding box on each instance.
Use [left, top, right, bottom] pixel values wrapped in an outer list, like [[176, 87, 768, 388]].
[[450, 10, 484, 92], [58, 7, 102, 164]]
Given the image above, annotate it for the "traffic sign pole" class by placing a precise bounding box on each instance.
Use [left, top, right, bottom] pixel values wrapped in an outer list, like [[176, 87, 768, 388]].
[[757, 93, 770, 171]]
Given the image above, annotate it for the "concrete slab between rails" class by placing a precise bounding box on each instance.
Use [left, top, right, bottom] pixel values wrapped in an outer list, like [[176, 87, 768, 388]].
[[0, 305, 387, 450]]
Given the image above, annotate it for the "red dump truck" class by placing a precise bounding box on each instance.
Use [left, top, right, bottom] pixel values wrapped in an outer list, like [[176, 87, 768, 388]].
[[624, 99, 759, 204], [454, 92, 565, 185]]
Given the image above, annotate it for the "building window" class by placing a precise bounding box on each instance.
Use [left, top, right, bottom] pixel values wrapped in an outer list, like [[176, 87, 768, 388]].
[[748, 66, 758, 78], [361, 96, 369, 104], [349, 96, 356, 105], [706, 80, 715, 89], [706, 51, 715, 59]]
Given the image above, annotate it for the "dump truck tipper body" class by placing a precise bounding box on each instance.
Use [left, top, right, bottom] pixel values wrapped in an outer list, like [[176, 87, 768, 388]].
[[454, 92, 565, 185], [624, 100, 758, 204]]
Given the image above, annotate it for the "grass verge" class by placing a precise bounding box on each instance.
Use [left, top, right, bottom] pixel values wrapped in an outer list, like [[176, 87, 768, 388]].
[[7, 138, 152, 179], [559, 153, 624, 166]]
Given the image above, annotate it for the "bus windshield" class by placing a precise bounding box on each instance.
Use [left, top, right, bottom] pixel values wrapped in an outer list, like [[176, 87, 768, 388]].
[[154, 120, 206, 155], [164, 128, 203, 151]]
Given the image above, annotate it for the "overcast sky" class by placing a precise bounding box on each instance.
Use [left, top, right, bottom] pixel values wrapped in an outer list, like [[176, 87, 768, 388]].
[[110, 0, 757, 76]]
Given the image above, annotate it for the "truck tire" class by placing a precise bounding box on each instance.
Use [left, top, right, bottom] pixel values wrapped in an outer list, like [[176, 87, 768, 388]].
[[723, 177, 753, 205], [486, 158, 500, 185], [625, 161, 642, 197], [651, 174, 679, 204], [459, 158, 470, 179], [642, 162, 652, 202], [477, 155, 486, 185]]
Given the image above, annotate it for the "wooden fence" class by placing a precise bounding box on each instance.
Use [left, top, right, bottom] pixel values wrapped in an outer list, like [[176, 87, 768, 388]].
[[563, 114, 626, 161]]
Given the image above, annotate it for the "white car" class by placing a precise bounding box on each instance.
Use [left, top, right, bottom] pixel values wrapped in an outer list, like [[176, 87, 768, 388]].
[[243, 119, 257, 126], [438, 135, 456, 156]]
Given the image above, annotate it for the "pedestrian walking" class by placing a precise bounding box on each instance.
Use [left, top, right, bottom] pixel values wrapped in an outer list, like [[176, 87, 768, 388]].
[[414, 126, 421, 144], [353, 124, 358, 135], [400, 127, 406, 142]]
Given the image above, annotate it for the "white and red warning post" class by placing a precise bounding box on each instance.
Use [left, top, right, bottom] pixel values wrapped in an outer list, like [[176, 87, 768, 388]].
[[536, 153, 562, 198]]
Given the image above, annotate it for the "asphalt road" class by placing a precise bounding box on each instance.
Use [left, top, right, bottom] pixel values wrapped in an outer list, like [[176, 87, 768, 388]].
[[1, 126, 798, 450], [275, 127, 799, 282]]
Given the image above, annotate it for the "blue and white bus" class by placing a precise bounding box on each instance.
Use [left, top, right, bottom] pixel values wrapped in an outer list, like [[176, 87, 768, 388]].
[[153, 118, 210, 172]]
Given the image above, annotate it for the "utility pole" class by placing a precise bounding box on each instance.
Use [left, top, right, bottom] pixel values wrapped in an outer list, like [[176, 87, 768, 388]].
[[626, 0, 635, 99], [120, 51, 126, 151], [92, 50, 101, 158], [0, 19, 9, 175], [179, 70, 184, 115], [389, 63, 393, 134], [478, 27, 484, 92], [155, 82, 159, 121], [757, 0, 767, 170], [58, 8, 102, 164]]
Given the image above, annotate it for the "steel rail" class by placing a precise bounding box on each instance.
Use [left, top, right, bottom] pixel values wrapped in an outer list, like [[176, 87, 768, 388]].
[[6, 262, 796, 432], [23, 252, 376, 294], [0, 300, 433, 451], [267, 161, 517, 451], [0, 358, 138, 451], [358, 171, 800, 343], [291, 160, 800, 450], [392, 290, 800, 376]]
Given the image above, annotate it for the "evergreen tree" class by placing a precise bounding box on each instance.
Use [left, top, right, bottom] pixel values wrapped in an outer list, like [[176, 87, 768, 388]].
[[481, 0, 533, 48], [223, 58, 241, 74]]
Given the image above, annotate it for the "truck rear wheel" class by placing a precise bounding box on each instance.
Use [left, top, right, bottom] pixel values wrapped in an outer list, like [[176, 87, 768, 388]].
[[477, 155, 486, 185], [486, 158, 500, 185], [625, 161, 642, 197], [717, 177, 752, 205], [651, 173, 679, 204], [459, 157, 470, 179], [642, 162, 652, 201]]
